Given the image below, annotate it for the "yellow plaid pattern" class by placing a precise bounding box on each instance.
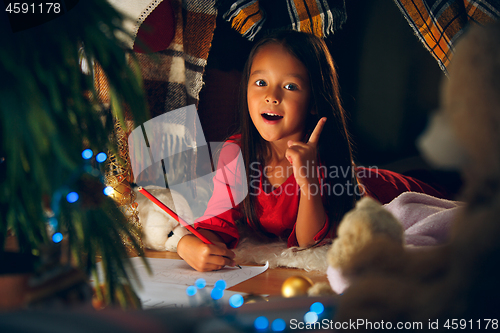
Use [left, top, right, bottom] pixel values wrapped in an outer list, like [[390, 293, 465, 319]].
[[394, 0, 500, 73]]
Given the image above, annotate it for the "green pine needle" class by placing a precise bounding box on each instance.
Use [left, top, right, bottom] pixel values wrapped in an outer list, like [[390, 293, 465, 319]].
[[0, 0, 151, 308]]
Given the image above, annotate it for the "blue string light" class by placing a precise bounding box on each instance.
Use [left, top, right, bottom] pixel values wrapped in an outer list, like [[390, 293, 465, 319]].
[[81, 149, 93, 160], [96, 152, 107, 163], [254, 316, 269, 331], [310, 302, 324, 315], [52, 232, 63, 243], [103, 186, 114, 196], [228, 294, 244, 308], [186, 286, 197, 296], [195, 278, 206, 289], [66, 192, 79, 203], [214, 280, 227, 290], [46, 148, 114, 242], [211, 287, 224, 300], [271, 318, 286, 332], [304, 311, 318, 324]]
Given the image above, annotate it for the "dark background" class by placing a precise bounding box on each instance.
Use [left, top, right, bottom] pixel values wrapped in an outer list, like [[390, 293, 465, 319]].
[[198, 0, 446, 173]]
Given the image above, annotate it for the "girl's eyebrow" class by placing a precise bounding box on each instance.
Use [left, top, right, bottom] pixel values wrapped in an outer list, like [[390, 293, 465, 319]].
[[249, 69, 266, 77], [249, 69, 307, 81]]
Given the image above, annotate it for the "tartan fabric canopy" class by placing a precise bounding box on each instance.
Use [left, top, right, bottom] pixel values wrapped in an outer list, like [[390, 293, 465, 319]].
[[217, 0, 347, 40], [394, 0, 500, 74]]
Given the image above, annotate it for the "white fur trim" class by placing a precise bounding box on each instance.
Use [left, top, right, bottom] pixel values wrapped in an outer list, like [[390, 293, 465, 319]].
[[233, 233, 330, 272], [165, 226, 192, 252]]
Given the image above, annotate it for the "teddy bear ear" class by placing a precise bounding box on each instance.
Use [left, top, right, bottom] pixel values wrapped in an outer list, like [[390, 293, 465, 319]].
[[355, 196, 380, 209], [417, 110, 467, 169]]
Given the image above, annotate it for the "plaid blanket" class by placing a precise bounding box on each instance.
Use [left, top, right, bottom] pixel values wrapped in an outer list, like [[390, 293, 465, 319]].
[[104, 0, 216, 116], [97, 0, 217, 185], [217, 0, 347, 40], [135, 0, 217, 185], [394, 0, 500, 73], [135, 0, 217, 115]]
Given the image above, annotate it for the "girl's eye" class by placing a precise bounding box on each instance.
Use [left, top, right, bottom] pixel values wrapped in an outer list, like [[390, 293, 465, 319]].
[[255, 79, 266, 87], [284, 83, 298, 91]]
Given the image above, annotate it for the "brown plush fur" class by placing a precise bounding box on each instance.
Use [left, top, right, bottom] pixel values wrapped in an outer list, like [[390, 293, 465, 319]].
[[308, 282, 338, 297], [335, 23, 500, 327]]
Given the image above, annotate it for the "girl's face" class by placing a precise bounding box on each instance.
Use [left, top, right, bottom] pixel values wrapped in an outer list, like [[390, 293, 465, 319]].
[[247, 43, 311, 144]]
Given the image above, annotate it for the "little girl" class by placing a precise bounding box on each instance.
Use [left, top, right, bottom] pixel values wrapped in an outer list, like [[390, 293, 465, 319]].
[[177, 30, 445, 272]]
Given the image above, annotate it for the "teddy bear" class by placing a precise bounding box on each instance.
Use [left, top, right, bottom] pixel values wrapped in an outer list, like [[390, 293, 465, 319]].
[[135, 185, 193, 252], [326, 196, 405, 294], [329, 22, 500, 325], [322, 189, 462, 295]]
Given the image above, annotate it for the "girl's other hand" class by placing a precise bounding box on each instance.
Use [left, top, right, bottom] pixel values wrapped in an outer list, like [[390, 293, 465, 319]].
[[285, 117, 327, 192], [177, 234, 236, 272]]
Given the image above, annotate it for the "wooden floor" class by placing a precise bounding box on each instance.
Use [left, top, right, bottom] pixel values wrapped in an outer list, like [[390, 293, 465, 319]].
[[143, 249, 329, 296]]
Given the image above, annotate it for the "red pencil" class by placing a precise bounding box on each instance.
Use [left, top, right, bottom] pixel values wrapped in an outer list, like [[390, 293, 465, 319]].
[[137, 186, 241, 268], [137, 186, 212, 244]]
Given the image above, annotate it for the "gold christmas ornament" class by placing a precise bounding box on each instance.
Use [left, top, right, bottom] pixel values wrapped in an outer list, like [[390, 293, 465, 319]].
[[281, 275, 314, 298], [104, 120, 142, 249], [243, 294, 269, 304]]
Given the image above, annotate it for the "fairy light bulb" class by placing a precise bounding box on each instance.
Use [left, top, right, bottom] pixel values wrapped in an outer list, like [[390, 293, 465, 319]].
[[304, 311, 318, 324], [66, 192, 79, 203], [186, 286, 197, 296], [228, 294, 244, 308], [52, 232, 63, 243], [254, 316, 269, 331], [81, 149, 93, 159], [103, 186, 114, 196], [310, 302, 324, 315], [211, 287, 224, 300], [214, 280, 227, 290], [96, 152, 107, 163], [195, 278, 206, 289], [271, 318, 286, 332]]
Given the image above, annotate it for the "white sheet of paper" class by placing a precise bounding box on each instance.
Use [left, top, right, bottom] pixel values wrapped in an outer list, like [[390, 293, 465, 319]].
[[136, 282, 243, 309], [126, 258, 269, 308], [130, 257, 269, 288]]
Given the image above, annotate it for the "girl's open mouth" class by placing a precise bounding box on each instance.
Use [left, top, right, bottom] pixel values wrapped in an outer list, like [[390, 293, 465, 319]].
[[261, 113, 283, 121]]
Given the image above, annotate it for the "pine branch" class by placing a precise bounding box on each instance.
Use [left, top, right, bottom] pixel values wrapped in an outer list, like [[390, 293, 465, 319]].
[[0, 0, 151, 307]]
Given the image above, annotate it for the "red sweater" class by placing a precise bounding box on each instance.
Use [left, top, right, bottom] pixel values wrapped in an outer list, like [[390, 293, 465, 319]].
[[193, 139, 445, 248]]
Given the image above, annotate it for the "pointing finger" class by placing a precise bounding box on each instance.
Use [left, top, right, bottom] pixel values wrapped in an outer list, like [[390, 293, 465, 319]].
[[288, 140, 308, 148], [307, 117, 327, 146]]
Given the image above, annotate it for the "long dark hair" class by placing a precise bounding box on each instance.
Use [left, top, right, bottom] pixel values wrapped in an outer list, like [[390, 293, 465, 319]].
[[237, 30, 359, 240]]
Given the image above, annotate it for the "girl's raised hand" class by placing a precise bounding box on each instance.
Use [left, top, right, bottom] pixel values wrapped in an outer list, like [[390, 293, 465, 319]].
[[285, 117, 327, 192], [177, 233, 236, 272]]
